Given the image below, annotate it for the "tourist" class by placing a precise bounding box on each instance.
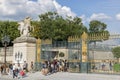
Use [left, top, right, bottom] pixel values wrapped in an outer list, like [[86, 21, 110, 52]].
[[51, 62, 54, 73], [8, 63, 13, 75], [23, 61, 28, 72], [64, 60, 68, 72], [30, 61, 34, 73], [13, 64, 17, 78], [109, 61, 113, 71], [17, 63, 22, 79], [56, 60, 60, 72], [41, 61, 48, 75], [0, 64, 3, 74], [59, 60, 63, 72], [102, 61, 106, 71]]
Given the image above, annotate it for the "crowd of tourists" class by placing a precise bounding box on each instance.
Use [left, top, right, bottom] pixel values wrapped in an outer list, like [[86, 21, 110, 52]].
[[0, 61, 34, 79], [41, 59, 69, 75], [0, 59, 69, 77]]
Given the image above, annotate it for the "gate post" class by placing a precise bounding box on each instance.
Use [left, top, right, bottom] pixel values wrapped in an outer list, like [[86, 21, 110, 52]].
[[80, 32, 89, 73], [35, 38, 41, 71]]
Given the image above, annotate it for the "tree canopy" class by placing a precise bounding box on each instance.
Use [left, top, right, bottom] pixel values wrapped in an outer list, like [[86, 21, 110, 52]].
[[89, 20, 107, 33], [112, 46, 120, 59], [88, 20, 110, 41], [0, 21, 19, 46], [31, 12, 87, 41]]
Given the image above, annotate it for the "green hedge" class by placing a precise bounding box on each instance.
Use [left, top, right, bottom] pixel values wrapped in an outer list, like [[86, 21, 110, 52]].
[[113, 63, 120, 72]]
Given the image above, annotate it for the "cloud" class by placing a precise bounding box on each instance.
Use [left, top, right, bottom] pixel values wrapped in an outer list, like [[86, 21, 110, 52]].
[[88, 13, 111, 21], [0, 0, 76, 21], [116, 13, 120, 20], [79, 15, 87, 24], [79, 13, 111, 25], [53, 0, 76, 18]]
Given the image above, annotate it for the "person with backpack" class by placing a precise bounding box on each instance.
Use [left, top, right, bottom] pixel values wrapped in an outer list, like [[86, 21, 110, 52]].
[[12, 64, 17, 78], [8, 63, 13, 75]]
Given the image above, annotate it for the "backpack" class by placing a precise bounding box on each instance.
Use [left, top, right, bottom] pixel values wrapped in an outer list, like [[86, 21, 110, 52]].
[[20, 70, 25, 76]]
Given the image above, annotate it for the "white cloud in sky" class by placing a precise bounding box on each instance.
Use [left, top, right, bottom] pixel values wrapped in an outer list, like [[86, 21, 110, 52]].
[[79, 15, 87, 24], [53, 0, 76, 18], [116, 13, 120, 20], [79, 13, 111, 25], [0, 0, 76, 21], [88, 13, 111, 21]]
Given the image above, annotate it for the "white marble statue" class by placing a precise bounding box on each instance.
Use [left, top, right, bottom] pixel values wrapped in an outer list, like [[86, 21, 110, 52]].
[[18, 17, 33, 37]]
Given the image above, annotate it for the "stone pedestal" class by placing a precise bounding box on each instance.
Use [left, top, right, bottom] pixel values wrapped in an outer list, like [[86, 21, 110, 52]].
[[13, 36, 36, 70]]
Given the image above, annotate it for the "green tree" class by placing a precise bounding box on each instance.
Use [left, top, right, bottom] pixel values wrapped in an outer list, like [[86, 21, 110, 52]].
[[89, 20, 110, 41], [112, 46, 120, 59], [35, 12, 87, 41], [71, 17, 87, 36], [38, 12, 56, 40], [0, 21, 19, 46], [31, 21, 41, 38], [89, 20, 107, 32], [112, 46, 120, 71]]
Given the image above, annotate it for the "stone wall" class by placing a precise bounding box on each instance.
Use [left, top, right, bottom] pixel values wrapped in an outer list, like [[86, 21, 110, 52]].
[[0, 47, 13, 63]]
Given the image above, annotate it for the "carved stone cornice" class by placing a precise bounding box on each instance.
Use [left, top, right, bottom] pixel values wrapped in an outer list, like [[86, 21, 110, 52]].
[[13, 36, 36, 43]]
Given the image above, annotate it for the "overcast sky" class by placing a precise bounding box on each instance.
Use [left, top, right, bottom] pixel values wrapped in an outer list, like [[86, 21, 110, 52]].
[[0, 0, 120, 34]]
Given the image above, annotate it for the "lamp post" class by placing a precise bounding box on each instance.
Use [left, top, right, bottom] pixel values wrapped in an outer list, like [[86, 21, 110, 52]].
[[1, 35, 10, 74], [1, 35, 10, 65]]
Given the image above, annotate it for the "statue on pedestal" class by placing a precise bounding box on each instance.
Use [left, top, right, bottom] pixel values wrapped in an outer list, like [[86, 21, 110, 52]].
[[13, 17, 36, 70], [18, 17, 33, 37]]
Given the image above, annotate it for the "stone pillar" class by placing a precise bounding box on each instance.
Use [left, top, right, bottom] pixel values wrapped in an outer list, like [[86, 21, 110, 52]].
[[13, 36, 36, 71]]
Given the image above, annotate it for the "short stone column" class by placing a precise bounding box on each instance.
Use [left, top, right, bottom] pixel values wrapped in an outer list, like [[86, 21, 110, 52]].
[[13, 36, 36, 71]]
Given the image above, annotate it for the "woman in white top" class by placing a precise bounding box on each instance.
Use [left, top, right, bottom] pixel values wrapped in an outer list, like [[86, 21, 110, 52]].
[[13, 64, 17, 78]]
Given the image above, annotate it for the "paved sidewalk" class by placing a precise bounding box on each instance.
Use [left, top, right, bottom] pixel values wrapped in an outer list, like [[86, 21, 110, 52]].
[[0, 72, 120, 80]]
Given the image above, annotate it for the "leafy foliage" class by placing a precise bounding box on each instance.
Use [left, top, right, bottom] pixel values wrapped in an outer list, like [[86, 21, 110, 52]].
[[88, 20, 110, 42], [113, 63, 120, 72], [89, 20, 107, 32], [112, 46, 120, 59], [0, 21, 19, 46], [32, 12, 87, 41], [31, 21, 41, 38]]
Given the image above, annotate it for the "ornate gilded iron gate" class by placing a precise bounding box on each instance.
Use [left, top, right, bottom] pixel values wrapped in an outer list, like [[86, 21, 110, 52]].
[[35, 39, 84, 72], [67, 32, 90, 73], [35, 33, 120, 74], [68, 41, 82, 73], [35, 32, 90, 73], [35, 39, 53, 70]]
